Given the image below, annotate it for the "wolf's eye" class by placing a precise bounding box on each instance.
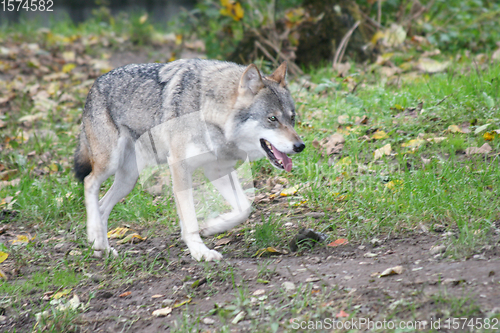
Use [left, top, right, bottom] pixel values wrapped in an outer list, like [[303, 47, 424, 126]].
[[291, 115, 295, 122], [268, 116, 277, 122]]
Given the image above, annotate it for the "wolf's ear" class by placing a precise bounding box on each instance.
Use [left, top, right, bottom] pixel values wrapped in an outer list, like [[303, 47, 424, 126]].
[[239, 64, 264, 95], [268, 62, 287, 87]]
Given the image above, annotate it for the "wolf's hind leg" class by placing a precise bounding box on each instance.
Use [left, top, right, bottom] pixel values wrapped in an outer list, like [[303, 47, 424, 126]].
[[200, 167, 251, 237], [99, 142, 140, 223]]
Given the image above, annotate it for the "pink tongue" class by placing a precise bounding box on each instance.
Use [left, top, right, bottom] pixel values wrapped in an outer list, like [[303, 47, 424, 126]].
[[272, 145, 293, 172]]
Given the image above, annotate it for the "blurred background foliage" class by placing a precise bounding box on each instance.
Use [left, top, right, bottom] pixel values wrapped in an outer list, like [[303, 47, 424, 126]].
[[1, 0, 499, 67]]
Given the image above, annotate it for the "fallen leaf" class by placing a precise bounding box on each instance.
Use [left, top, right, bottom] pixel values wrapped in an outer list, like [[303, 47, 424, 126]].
[[447, 125, 463, 133], [0, 179, 21, 190], [0, 251, 8, 263], [232, 310, 245, 324], [373, 143, 392, 161], [355, 115, 368, 125], [323, 133, 345, 155], [280, 185, 299, 196], [253, 247, 283, 258], [52, 288, 72, 299], [402, 139, 425, 148], [426, 137, 447, 143], [107, 227, 130, 239], [119, 291, 132, 297], [336, 310, 350, 318], [173, 298, 191, 308], [151, 294, 164, 298], [380, 265, 404, 277], [252, 289, 266, 296], [337, 114, 349, 125], [117, 233, 146, 244], [372, 130, 388, 140], [152, 307, 172, 317], [0, 269, 7, 280], [474, 123, 490, 134], [327, 238, 349, 247], [417, 58, 450, 73], [483, 131, 496, 141], [465, 143, 492, 155], [385, 180, 403, 190], [9, 234, 35, 244], [214, 238, 231, 246]]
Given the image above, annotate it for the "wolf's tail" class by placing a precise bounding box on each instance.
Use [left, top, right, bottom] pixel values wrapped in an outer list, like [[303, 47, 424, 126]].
[[74, 131, 92, 182]]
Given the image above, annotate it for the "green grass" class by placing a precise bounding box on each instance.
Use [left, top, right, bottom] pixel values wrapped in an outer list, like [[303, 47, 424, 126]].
[[0, 16, 499, 331], [0, 268, 81, 295]]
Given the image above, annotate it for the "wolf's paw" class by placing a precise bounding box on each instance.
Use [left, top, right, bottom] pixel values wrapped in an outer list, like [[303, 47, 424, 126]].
[[188, 243, 223, 261], [93, 247, 118, 258]]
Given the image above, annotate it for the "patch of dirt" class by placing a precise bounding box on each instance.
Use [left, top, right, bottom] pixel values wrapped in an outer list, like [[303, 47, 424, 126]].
[[2, 218, 499, 332]]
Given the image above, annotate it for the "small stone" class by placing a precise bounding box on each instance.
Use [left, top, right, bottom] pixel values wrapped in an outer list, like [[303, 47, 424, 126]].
[[364, 252, 378, 258], [282, 281, 296, 292], [162, 299, 174, 305], [443, 278, 463, 286], [305, 277, 320, 282], [310, 257, 321, 264], [429, 245, 446, 255], [252, 289, 265, 296], [370, 238, 382, 246], [203, 317, 215, 325]]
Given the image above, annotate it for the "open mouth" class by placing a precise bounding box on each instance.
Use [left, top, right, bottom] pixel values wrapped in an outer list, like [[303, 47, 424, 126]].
[[260, 139, 293, 172]]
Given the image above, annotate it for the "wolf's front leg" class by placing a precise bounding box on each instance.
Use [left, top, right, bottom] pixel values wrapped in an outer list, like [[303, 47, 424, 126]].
[[170, 163, 222, 261], [200, 167, 252, 236]]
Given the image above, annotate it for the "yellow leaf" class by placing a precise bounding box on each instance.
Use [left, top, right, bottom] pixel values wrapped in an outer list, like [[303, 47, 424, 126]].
[[253, 247, 283, 258], [62, 63, 76, 73], [0, 251, 8, 264], [385, 180, 403, 190], [483, 131, 496, 141], [280, 185, 299, 197], [447, 125, 463, 133], [9, 235, 30, 244], [52, 288, 72, 299], [372, 130, 388, 140], [175, 34, 182, 45], [0, 269, 7, 280], [62, 51, 75, 62], [107, 227, 130, 239], [290, 200, 308, 207], [373, 143, 392, 161], [402, 139, 425, 148], [117, 233, 146, 244], [371, 31, 385, 45], [173, 299, 191, 308], [336, 156, 352, 167], [220, 0, 244, 21], [139, 14, 148, 24]]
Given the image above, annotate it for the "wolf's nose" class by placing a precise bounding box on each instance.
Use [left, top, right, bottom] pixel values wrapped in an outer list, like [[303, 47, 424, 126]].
[[293, 142, 305, 152]]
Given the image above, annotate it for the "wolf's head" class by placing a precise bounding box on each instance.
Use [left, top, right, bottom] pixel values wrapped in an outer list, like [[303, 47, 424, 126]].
[[231, 62, 305, 171]]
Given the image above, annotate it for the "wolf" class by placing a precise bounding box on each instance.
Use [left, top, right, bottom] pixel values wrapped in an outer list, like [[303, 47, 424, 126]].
[[74, 59, 305, 261]]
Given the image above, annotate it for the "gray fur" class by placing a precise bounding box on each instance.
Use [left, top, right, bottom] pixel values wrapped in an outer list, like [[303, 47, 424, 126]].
[[75, 59, 305, 261]]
